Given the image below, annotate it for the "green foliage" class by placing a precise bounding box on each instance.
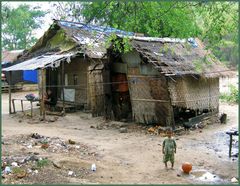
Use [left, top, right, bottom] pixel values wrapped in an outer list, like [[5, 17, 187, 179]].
[[1, 4, 46, 50], [107, 33, 132, 54], [193, 59, 204, 73], [220, 84, 239, 103], [51, 1, 238, 68], [37, 159, 50, 168], [81, 2, 200, 38]]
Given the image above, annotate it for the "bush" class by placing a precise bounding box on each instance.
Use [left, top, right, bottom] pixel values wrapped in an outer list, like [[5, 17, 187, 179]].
[[220, 84, 239, 103]]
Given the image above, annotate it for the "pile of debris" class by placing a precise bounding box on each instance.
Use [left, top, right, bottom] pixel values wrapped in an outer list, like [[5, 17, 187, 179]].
[[9, 133, 97, 157], [2, 151, 50, 182], [2, 133, 99, 184], [146, 114, 221, 136]]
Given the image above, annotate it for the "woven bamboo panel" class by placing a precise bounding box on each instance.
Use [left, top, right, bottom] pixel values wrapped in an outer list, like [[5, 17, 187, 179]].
[[128, 74, 173, 125], [169, 77, 219, 110]]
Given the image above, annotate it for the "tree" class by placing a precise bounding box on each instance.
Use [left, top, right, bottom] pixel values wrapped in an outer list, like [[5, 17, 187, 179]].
[[51, 1, 239, 67], [1, 4, 46, 50]]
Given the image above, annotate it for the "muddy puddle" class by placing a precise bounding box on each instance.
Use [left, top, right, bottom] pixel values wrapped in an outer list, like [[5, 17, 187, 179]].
[[180, 168, 229, 184], [190, 169, 227, 184]]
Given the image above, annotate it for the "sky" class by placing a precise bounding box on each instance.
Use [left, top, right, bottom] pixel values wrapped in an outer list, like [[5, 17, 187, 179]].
[[4, 1, 54, 39]]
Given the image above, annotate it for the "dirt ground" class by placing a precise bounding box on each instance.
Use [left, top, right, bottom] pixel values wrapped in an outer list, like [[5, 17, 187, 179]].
[[1, 91, 238, 184]]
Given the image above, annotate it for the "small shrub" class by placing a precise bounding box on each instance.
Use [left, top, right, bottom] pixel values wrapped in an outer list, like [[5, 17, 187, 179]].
[[220, 84, 239, 103]]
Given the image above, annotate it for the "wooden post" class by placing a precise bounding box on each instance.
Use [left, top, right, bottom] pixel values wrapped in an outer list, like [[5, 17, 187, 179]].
[[61, 62, 65, 114], [40, 69, 46, 120], [12, 99, 16, 113], [8, 71, 12, 114], [21, 100, 24, 112], [30, 101, 33, 118], [166, 77, 175, 130]]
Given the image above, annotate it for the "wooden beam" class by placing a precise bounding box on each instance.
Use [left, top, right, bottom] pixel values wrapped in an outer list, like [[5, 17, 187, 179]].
[[40, 69, 46, 120], [61, 62, 65, 114], [8, 71, 12, 114]]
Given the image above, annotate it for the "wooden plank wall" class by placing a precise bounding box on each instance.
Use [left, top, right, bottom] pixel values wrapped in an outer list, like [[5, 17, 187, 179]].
[[88, 64, 111, 117]]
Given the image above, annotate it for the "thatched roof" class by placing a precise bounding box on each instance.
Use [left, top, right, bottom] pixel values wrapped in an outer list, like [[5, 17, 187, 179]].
[[18, 20, 133, 62], [129, 37, 232, 78], [13, 20, 231, 78], [2, 50, 24, 63]]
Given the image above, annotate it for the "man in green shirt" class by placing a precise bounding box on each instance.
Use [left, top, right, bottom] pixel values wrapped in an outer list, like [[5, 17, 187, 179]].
[[162, 129, 177, 169]]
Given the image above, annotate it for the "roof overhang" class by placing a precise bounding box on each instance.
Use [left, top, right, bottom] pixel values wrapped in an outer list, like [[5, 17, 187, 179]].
[[2, 53, 76, 72]]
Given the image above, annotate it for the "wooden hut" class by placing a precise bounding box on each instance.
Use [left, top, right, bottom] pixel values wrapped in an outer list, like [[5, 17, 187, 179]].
[[107, 37, 233, 127], [2, 20, 133, 115], [3, 20, 232, 128]]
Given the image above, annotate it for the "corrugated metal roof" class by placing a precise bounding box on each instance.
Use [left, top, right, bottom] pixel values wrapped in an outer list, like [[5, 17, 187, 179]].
[[2, 53, 75, 71]]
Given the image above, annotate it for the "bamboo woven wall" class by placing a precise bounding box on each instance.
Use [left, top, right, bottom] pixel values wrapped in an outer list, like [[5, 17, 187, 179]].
[[168, 77, 219, 110], [128, 68, 173, 125]]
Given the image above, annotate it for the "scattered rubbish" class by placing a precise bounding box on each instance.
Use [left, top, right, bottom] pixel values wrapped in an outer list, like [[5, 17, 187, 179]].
[[41, 144, 49, 149], [33, 170, 38, 174], [27, 145, 32, 149], [91, 164, 96, 171], [28, 155, 39, 162], [198, 172, 219, 182], [68, 171, 74, 176], [4, 166, 11, 174], [75, 145, 80, 149], [11, 162, 18, 167], [187, 38, 198, 48], [68, 139, 76, 145], [31, 133, 43, 139], [27, 169, 32, 173], [148, 127, 155, 133], [231, 177, 238, 183], [182, 162, 192, 174], [119, 128, 127, 133]]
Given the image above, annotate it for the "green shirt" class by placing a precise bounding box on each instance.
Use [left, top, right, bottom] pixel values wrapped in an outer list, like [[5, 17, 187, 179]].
[[163, 138, 176, 154]]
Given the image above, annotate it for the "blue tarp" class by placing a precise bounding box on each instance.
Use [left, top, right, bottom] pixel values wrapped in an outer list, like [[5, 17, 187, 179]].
[[58, 20, 134, 36], [23, 70, 38, 83]]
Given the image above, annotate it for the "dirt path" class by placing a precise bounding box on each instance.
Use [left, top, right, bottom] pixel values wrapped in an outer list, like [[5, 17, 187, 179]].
[[1, 92, 238, 184]]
